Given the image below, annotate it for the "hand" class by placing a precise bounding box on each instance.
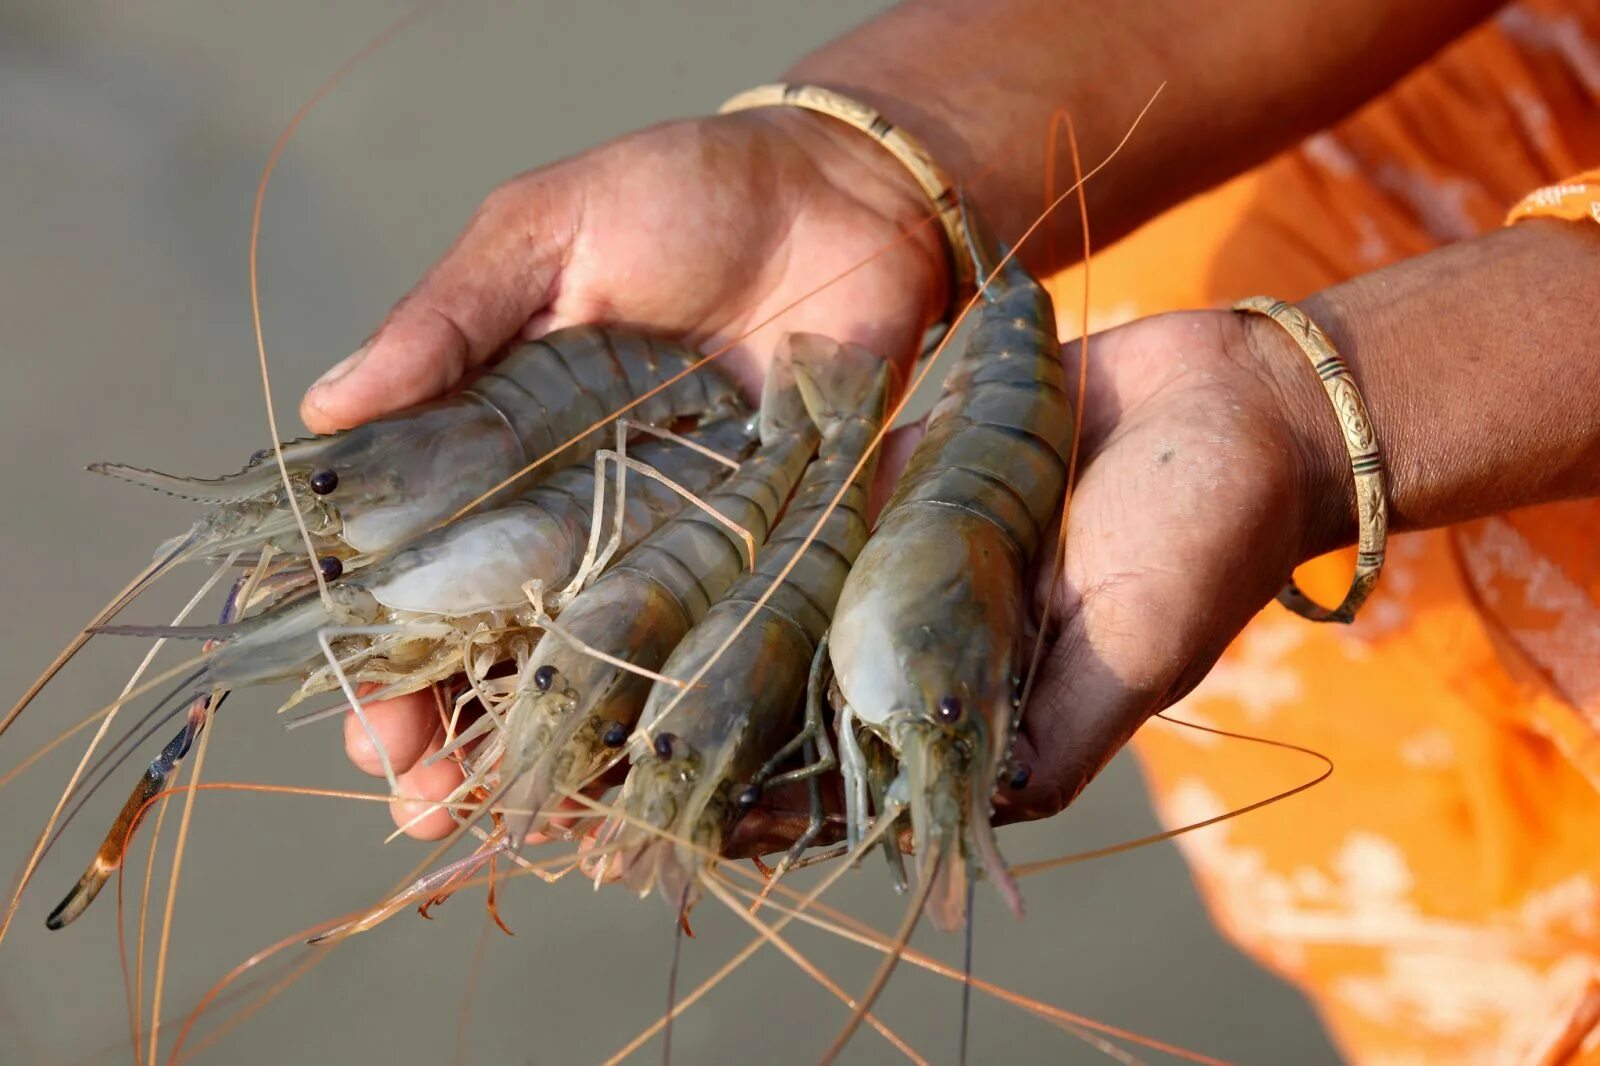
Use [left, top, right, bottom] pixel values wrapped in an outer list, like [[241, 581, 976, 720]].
[[995, 308, 1342, 824], [300, 110, 945, 431], [323, 109, 948, 836]]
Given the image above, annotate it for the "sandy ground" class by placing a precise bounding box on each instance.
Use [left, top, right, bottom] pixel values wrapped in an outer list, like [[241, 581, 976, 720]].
[[0, 2, 1338, 1063]]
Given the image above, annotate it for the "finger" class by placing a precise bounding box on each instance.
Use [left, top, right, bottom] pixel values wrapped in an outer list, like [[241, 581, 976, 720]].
[[302, 175, 577, 431], [343, 687, 440, 777], [868, 421, 923, 521], [389, 734, 466, 840]]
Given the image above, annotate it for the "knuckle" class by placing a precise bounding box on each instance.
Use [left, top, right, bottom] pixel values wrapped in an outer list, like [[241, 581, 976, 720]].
[[475, 179, 528, 223]]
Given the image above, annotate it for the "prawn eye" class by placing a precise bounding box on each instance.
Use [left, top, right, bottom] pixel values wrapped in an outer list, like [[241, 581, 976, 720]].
[[934, 696, 964, 724], [317, 556, 343, 581], [250, 447, 273, 463], [1008, 763, 1033, 790], [735, 784, 762, 812], [309, 469, 339, 495], [601, 722, 629, 748], [653, 732, 676, 760], [533, 664, 558, 692]]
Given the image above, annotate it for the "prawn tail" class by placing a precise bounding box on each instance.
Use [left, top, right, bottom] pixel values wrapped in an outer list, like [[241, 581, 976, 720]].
[[756, 336, 811, 442], [784, 333, 894, 435]]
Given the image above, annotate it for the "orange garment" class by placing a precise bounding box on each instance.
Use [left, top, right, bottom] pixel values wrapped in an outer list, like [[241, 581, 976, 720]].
[[1047, 3, 1600, 1061]]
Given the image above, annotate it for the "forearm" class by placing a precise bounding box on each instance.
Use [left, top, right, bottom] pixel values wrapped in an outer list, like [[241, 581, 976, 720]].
[[1260, 220, 1600, 557], [788, 0, 1501, 271]]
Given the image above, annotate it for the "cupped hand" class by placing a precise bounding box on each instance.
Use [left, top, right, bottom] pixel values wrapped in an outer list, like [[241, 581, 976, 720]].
[[300, 109, 945, 432], [321, 109, 948, 836], [994, 308, 1343, 825]]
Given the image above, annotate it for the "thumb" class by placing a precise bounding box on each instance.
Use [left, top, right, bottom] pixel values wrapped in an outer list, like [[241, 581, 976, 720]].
[[301, 179, 576, 432]]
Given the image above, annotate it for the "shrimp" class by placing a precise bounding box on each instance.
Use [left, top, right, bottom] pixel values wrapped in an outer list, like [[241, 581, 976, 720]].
[[596, 337, 893, 911], [94, 328, 742, 588], [1, 329, 743, 751], [44, 413, 759, 929], [828, 205, 1072, 933], [440, 334, 843, 852]]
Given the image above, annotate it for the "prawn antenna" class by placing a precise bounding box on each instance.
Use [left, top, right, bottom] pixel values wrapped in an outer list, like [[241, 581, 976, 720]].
[[960, 873, 976, 1066], [819, 836, 942, 1064], [664, 882, 691, 1066], [0, 529, 195, 744], [46, 689, 215, 931]]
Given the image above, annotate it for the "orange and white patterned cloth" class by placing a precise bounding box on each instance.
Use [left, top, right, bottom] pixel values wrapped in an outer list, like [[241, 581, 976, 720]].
[[1508, 167, 1600, 223], [1047, 2, 1600, 1061]]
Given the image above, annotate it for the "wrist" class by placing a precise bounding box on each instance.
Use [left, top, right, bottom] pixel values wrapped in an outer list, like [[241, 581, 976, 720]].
[[1231, 303, 1361, 564]]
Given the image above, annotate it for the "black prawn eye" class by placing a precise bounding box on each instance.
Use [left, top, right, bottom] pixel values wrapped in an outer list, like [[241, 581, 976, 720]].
[[934, 695, 964, 724], [1008, 763, 1033, 790], [653, 732, 676, 760], [250, 447, 273, 463], [309, 469, 339, 495], [533, 664, 558, 693], [735, 784, 762, 811], [317, 556, 343, 581], [601, 722, 629, 748]]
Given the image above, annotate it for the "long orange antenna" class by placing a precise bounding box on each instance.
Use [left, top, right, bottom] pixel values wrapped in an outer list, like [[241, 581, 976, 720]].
[[1017, 105, 1094, 721], [250, 1, 443, 614], [1013, 713, 1334, 878], [700, 873, 928, 1064]]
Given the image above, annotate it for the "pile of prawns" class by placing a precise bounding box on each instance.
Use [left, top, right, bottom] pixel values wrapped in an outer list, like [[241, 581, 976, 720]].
[[0, 25, 1331, 1064]]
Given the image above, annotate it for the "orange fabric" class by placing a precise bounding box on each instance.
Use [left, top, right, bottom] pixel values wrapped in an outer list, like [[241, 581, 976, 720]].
[[1047, 3, 1600, 1061], [1508, 167, 1600, 222]]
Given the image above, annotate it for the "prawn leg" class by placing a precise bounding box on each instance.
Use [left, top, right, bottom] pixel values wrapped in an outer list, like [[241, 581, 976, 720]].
[[314, 622, 458, 795], [744, 633, 840, 879], [572, 417, 746, 602], [551, 419, 756, 615]]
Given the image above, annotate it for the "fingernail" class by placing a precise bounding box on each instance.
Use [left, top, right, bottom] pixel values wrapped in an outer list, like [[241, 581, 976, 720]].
[[312, 340, 372, 390]]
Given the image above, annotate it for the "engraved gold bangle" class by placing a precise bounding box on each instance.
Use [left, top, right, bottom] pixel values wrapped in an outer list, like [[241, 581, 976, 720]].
[[1233, 296, 1388, 624], [719, 82, 974, 299]]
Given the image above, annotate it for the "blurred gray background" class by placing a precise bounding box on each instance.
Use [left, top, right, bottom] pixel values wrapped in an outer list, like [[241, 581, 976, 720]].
[[0, 2, 1338, 1063]]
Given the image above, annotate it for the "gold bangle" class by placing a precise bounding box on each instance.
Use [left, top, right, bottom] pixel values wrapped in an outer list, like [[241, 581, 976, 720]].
[[1233, 296, 1388, 624], [719, 83, 974, 298]]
